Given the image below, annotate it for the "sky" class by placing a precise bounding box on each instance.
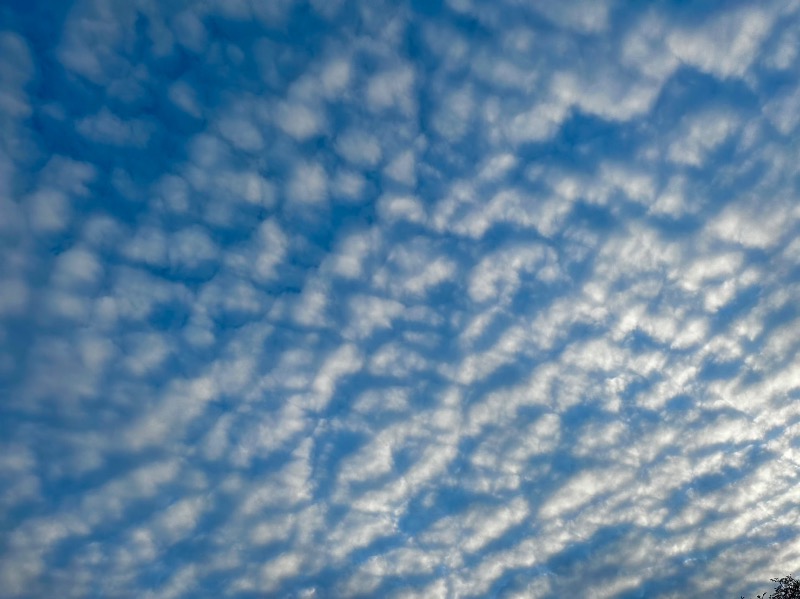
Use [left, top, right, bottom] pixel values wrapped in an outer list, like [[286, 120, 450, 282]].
[[1, 0, 800, 597]]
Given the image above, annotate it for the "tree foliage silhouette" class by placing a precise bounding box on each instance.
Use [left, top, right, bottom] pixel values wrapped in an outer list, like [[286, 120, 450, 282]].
[[743, 575, 800, 599]]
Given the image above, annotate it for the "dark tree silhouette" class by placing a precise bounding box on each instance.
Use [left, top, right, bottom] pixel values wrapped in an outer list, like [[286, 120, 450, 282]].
[[743, 575, 800, 599]]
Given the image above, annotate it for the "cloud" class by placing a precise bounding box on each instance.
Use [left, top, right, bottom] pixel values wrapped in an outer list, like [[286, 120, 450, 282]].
[[335, 128, 382, 167], [287, 161, 328, 206], [77, 108, 153, 146], [667, 109, 740, 166], [275, 100, 326, 141], [0, 31, 33, 122], [383, 149, 417, 186], [526, 0, 614, 33], [216, 111, 264, 153], [665, 5, 777, 79], [3, 1, 800, 598]]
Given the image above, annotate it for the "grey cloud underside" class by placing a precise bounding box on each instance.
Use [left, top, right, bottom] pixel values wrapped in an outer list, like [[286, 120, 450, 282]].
[[2, 0, 800, 597]]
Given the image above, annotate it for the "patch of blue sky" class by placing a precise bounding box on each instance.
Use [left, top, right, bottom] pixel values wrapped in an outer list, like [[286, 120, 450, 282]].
[[2, 0, 800, 597]]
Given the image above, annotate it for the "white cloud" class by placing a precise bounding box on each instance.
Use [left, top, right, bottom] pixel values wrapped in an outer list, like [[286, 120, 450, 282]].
[[124, 377, 217, 450], [369, 342, 427, 377], [477, 153, 516, 182], [168, 80, 202, 117], [763, 26, 799, 70], [468, 244, 559, 303], [383, 149, 416, 186], [241, 441, 313, 513], [366, 65, 416, 115], [325, 228, 379, 280], [336, 431, 395, 489], [668, 109, 740, 166], [171, 9, 207, 53], [248, 218, 288, 282], [168, 226, 219, 275], [377, 193, 426, 224], [319, 57, 352, 97], [275, 100, 326, 140], [77, 108, 152, 146], [424, 496, 529, 554], [344, 294, 404, 339], [27, 189, 71, 234], [709, 200, 795, 249], [123, 226, 168, 267], [291, 279, 329, 327], [621, 12, 680, 81], [287, 161, 328, 205], [540, 467, 634, 520], [525, 0, 614, 33], [123, 332, 171, 376], [0, 278, 28, 316], [649, 174, 692, 217], [217, 112, 263, 152], [374, 240, 457, 297], [678, 251, 743, 292], [0, 31, 33, 120], [0, 445, 39, 510], [156, 496, 205, 542], [331, 168, 367, 202], [506, 100, 570, 144], [666, 6, 776, 79], [335, 129, 382, 166], [763, 83, 800, 135], [432, 85, 474, 141], [57, 0, 132, 84], [259, 552, 304, 591], [311, 343, 363, 407], [144, 565, 198, 599]]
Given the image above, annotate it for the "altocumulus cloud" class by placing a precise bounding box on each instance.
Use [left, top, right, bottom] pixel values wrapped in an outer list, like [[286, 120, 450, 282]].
[[1, 0, 800, 597]]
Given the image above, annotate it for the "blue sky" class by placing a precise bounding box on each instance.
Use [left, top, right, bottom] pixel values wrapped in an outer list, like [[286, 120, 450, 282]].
[[1, 0, 800, 597]]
